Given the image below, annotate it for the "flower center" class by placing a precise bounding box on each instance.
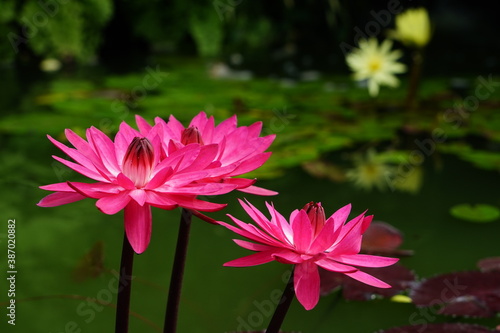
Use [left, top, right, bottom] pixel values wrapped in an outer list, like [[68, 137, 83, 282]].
[[181, 126, 204, 145], [368, 58, 382, 72], [122, 137, 154, 188], [303, 201, 326, 237]]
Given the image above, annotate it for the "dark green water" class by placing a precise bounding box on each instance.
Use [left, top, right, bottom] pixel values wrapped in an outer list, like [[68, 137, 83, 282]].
[[0, 63, 499, 333]]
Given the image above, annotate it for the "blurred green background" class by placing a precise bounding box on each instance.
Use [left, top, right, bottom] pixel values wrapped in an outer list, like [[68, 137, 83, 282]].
[[1, 0, 499, 332]]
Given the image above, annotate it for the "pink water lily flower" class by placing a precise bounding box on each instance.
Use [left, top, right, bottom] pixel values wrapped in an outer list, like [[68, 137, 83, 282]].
[[38, 120, 240, 254], [135, 112, 276, 195], [218, 200, 399, 310]]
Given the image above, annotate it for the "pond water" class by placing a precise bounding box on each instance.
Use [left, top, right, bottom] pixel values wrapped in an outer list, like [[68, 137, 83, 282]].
[[0, 59, 499, 333]]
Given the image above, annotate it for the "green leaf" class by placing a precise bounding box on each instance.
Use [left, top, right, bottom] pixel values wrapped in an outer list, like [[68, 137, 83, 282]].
[[450, 204, 500, 223]]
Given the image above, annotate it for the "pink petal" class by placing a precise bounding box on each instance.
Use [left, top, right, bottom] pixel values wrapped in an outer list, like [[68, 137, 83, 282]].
[[87, 127, 120, 175], [315, 258, 357, 273], [309, 216, 342, 253], [335, 254, 399, 268], [124, 201, 152, 254], [64, 129, 108, 172], [145, 167, 173, 190], [230, 152, 272, 175], [330, 203, 352, 229], [223, 251, 275, 267], [168, 195, 226, 212], [129, 189, 147, 206], [273, 250, 304, 264], [67, 181, 120, 199], [166, 115, 185, 138], [232, 239, 275, 252], [294, 261, 320, 310], [343, 270, 392, 288], [96, 191, 131, 214], [213, 115, 237, 142], [37, 192, 86, 207], [144, 191, 178, 209], [52, 155, 108, 182], [48, 135, 101, 175], [218, 218, 280, 247], [40, 182, 74, 191], [237, 185, 278, 196], [292, 210, 313, 252], [135, 115, 153, 134], [114, 123, 141, 164], [247, 121, 263, 137], [189, 111, 209, 131], [116, 173, 136, 190]]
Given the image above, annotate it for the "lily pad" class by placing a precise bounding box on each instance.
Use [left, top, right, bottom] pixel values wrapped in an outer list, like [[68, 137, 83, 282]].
[[450, 204, 500, 223], [320, 264, 416, 300], [410, 271, 500, 318]]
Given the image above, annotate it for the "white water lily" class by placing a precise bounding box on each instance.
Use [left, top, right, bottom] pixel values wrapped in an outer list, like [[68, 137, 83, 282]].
[[346, 38, 406, 97]]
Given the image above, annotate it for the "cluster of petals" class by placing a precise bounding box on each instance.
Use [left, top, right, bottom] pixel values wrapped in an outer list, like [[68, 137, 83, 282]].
[[218, 200, 399, 310], [38, 112, 275, 254], [135, 112, 276, 196]]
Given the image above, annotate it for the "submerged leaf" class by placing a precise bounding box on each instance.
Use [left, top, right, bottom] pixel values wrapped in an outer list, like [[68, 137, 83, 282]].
[[450, 204, 500, 223], [376, 323, 494, 333], [72, 241, 105, 282], [361, 221, 414, 256], [410, 271, 500, 318]]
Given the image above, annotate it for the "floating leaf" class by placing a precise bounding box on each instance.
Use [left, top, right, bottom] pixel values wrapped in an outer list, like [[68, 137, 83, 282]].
[[410, 271, 500, 318], [477, 257, 500, 272], [376, 323, 494, 333], [320, 264, 416, 300], [450, 204, 500, 223], [361, 221, 414, 256]]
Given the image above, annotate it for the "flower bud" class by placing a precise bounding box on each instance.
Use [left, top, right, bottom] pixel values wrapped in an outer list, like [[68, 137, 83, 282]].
[[181, 126, 204, 145], [303, 202, 326, 236], [122, 137, 154, 188]]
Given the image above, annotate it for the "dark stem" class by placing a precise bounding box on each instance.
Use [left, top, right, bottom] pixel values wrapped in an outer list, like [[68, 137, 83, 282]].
[[266, 267, 295, 333], [405, 49, 424, 110], [115, 233, 135, 333], [163, 208, 193, 333]]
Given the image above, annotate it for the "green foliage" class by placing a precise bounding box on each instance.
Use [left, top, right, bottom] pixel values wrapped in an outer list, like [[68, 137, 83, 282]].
[[189, 10, 224, 58], [450, 204, 500, 223], [1, 0, 112, 63]]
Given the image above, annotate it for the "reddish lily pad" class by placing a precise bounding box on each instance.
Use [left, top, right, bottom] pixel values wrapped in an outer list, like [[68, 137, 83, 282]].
[[410, 271, 500, 318], [361, 221, 414, 256], [320, 264, 416, 300], [477, 257, 500, 272], [376, 323, 494, 333]]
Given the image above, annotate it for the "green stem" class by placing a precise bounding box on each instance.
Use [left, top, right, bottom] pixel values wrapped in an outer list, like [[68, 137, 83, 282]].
[[163, 208, 193, 333], [115, 233, 135, 333], [405, 49, 424, 110], [266, 268, 295, 333]]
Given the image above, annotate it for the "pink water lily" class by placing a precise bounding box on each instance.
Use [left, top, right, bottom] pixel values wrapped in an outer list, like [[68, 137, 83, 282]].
[[135, 112, 277, 195], [218, 200, 399, 310], [38, 120, 241, 254]]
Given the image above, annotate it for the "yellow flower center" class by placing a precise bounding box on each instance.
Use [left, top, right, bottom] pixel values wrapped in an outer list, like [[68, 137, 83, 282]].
[[368, 58, 382, 72]]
